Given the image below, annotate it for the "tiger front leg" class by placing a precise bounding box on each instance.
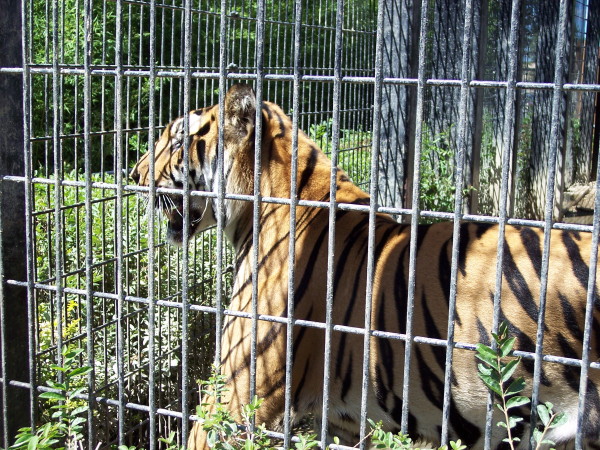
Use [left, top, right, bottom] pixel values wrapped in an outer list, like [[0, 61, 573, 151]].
[[188, 321, 288, 449]]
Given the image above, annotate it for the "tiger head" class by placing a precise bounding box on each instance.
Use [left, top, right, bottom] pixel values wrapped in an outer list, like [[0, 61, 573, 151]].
[[130, 83, 360, 247], [129, 84, 261, 245]]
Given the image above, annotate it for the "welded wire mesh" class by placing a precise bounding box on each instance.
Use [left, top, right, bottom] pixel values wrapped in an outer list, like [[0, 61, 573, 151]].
[[0, 0, 599, 449]]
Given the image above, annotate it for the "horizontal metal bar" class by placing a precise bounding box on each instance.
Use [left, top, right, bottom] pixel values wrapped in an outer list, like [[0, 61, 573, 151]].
[[5, 176, 596, 233], [29, 125, 165, 143], [2, 66, 599, 92], [1, 379, 184, 419], [7, 278, 599, 371]]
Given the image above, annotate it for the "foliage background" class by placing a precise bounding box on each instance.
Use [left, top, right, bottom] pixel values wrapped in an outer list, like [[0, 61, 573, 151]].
[[21, 0, 599, 446]]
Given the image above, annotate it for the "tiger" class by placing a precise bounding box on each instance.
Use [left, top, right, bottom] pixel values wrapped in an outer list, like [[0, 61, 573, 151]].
[[130, 83, 600, 449]]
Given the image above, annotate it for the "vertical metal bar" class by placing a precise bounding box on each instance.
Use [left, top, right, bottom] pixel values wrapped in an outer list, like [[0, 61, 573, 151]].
[[249, 0, 266, 406], [575, 137, 600, 450], [0, 180, 7, 448], [358, 0, 385, 445], [113, 0, 126, 442], [440, 0, 475, 444], [283, 0, 302, 446], [214, 0, 228, 369], [320, 0, 345, 445], [529, 2, 569, 447], [485, 0, 521, 447], [51, 0, 65, 377], [146, 0, 158, 446], [82, 0, 96, 445], [401, 0, 429, 434], [181, 0, 193, 440]]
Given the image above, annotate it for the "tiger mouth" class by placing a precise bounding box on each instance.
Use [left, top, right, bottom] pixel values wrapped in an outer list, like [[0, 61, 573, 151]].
[[158, 195, 206, 245]]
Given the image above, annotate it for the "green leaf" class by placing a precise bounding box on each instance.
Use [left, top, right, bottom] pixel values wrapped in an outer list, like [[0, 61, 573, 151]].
[[27, 436, 39, 450], [478, 372, 502, 396], [39, 392, 66, 401], [549, 412, 567, 428], [477, 363, 492, 376], [505, 377, 526, 396], [68, 366, 92, 377], [506, 396, 530, 410], [498, 322, 510, 339], [69, 386, 87, 398], [476, 344, 498, 364], [71, 405, 89, 415], [71, 416, 87, 427], [499, 337, 516, 357], [537, 404, 550, 426], [45, 380, 66, 390], [533, 428, 543, 443], [501, 358, 521, 383], [508, 416, 523, 429]]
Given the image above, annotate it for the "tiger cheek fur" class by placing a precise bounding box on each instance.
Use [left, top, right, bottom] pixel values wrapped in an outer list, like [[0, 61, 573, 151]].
[[131, 84, 600, 449]]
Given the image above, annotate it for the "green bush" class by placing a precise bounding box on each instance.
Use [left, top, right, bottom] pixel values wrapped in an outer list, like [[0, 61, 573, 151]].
[[32, 171, 234, 445]]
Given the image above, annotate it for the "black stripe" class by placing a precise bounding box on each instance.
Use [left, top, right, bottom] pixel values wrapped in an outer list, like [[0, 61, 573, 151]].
[[520, 227, 542, 278], [196, 122, 210, 137], [297, 146, 319, 197], [226, 322, 285, 381], [294, 216, 336, 307], [557, 332, 580, 361], [476, 315, 491, 346], [457, 223, 473, 276], [196, 139, 206, 166], [421, 292, 447, 372], [393, 233, 410, 336], [169, 172, 183, 188], [389, 395, 418, 439], [475, 222, 494, 240], [292, 306, 313, 359], [502, 241, 540, 324], [439, 237, 460, 326], [415, 224, 432, 253], [340, 353, 353, 402], [335, 232, 369, 378], [292, 360, 311, 410], [261, 369, 286, 400], [559, 292, 584, 341], [262, 103, 273, 120], [414, 347, 481, 445], [562, 231, 596, 293], [375, 293, 394, 402]]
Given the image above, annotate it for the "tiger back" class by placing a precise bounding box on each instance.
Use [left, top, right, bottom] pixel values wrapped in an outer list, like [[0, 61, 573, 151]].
[[130, 84, 600, 449]]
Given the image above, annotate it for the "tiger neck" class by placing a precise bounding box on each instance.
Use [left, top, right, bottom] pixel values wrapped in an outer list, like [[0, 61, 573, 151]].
[[227, 121, 369, 255]]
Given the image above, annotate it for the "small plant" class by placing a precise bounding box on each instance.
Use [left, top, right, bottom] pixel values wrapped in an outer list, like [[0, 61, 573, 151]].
[[368, 419, 415, 449], [366, 419, 466, 450], [195, 366, 271, 449], [476, 322, 567, 450], [11, 347, 92, 450], [158, 431, 186, 450]]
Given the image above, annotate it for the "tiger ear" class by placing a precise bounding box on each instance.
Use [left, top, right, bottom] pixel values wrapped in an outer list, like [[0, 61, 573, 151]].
[[224, 84, 256, 147]]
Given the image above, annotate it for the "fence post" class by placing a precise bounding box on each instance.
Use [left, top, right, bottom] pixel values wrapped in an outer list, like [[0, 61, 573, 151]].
[[529, 2, 570, 219], [378, 0, 420, 213], [0, 0, 31, 446]]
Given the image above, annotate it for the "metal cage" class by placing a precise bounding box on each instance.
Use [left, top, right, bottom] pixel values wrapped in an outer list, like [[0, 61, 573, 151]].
[[1, 0, 599, 448]]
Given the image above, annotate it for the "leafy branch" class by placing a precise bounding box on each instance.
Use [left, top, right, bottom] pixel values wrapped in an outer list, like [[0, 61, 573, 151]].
[[476, 322, 567, 450]]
